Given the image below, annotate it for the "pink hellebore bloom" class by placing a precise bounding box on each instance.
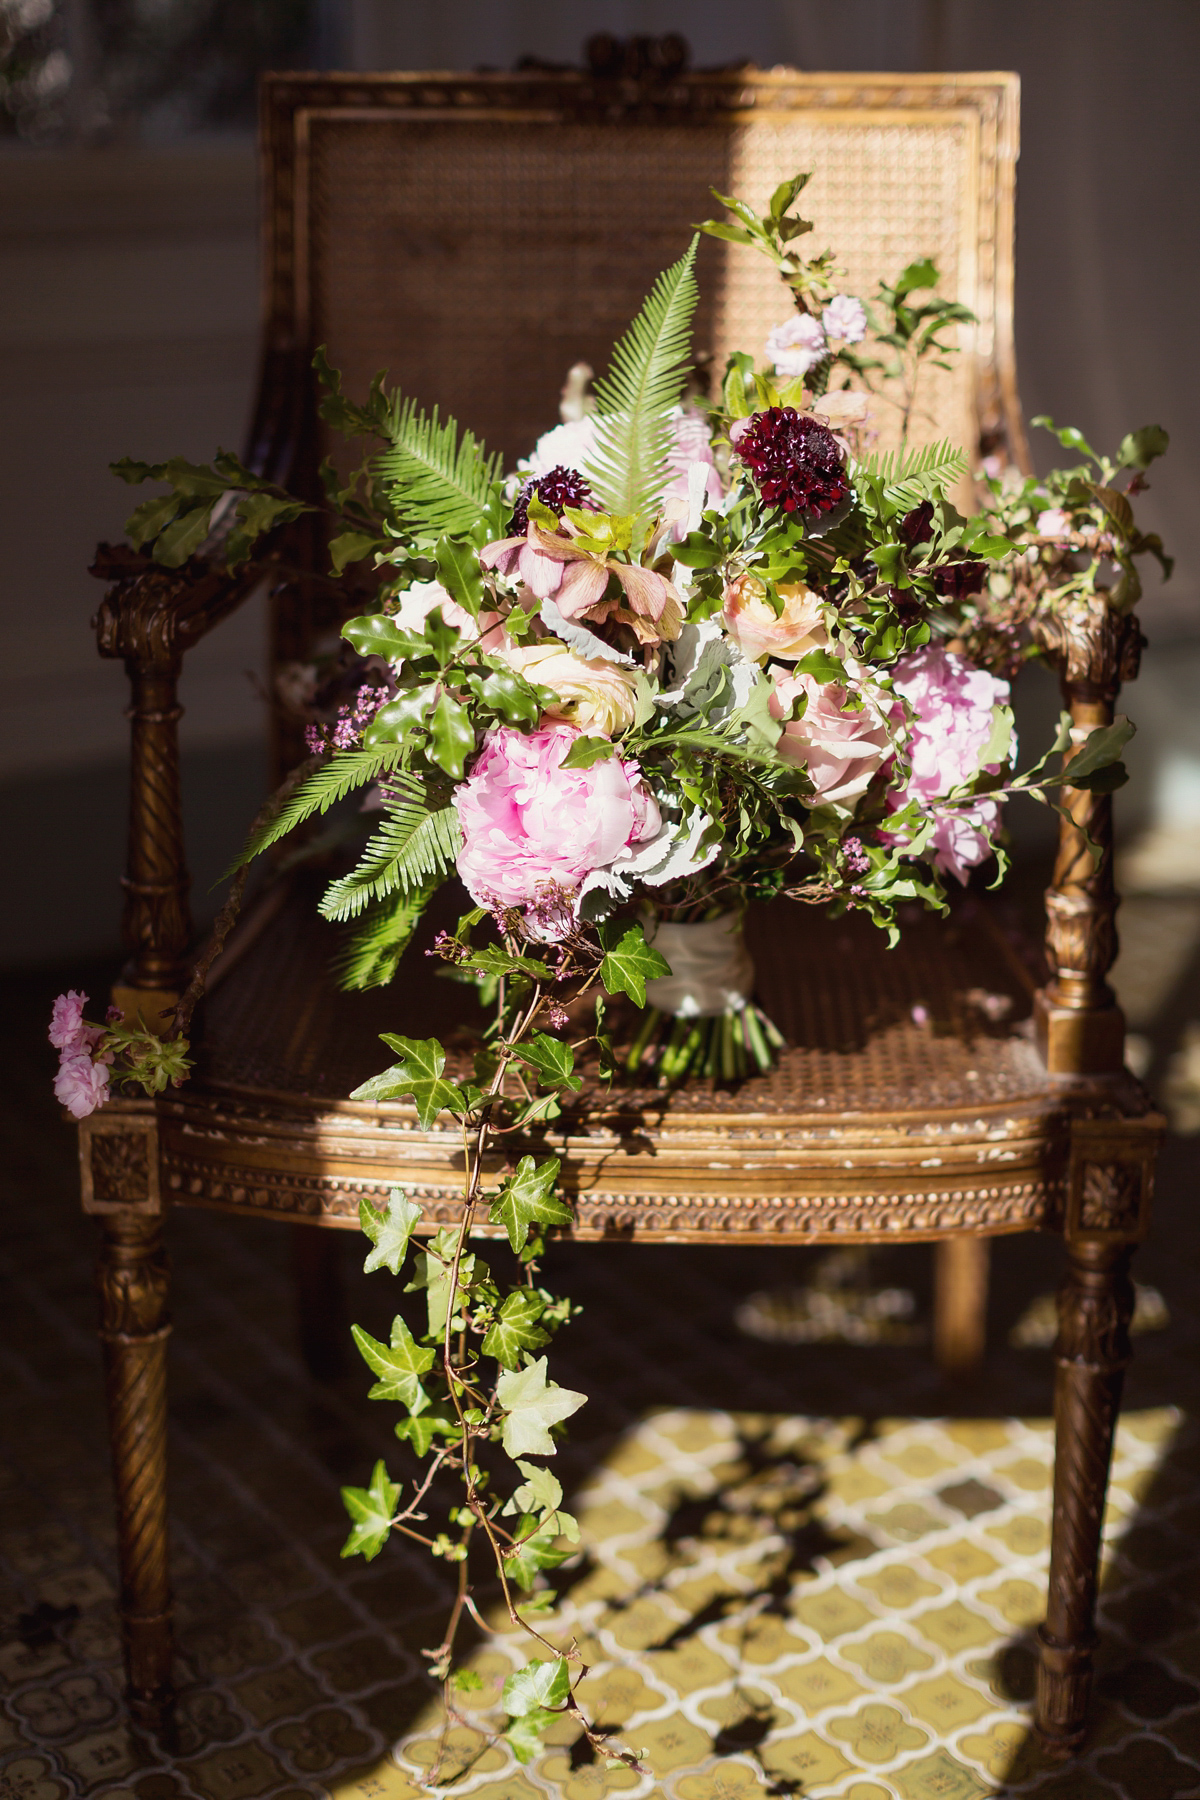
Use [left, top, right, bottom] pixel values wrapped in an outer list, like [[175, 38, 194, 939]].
[[394, 578, 506, 652], [770, 667, 892, 805], [54, 1051, 111, 1120], [479, 518, 683, 644], [886, 644, 1011, 882], [454, 724, 660, 938]]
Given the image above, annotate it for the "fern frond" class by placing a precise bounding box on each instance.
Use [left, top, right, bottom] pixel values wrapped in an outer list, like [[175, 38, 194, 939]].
[[376, 399, 502, 537], [332, 885, 433, 991], [586, 239, 700, 518], [230, 750, 417, 872], [853, 438, 968, 505], [319, 797, 460, 921]]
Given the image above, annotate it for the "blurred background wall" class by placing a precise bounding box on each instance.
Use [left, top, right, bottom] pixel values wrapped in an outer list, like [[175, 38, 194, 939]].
[[2, 0, 1198, 967]]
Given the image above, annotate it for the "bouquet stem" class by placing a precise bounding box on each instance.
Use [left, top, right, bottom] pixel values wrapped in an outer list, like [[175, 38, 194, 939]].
[[624, 1000, 784, 1086]]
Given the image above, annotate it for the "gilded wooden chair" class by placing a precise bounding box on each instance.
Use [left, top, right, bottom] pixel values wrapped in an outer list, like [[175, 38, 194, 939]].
[[80, 56, 1161, 1758]]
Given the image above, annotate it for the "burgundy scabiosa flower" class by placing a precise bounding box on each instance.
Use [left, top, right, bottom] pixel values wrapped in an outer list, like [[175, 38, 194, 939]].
[[511, 465, 595, 535], [735, 407, 849, 517]]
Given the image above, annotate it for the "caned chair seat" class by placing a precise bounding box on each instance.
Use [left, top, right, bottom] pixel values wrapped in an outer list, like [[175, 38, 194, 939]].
[[80, 56, 1160, 1758], [131, 878, 1150, 1248]]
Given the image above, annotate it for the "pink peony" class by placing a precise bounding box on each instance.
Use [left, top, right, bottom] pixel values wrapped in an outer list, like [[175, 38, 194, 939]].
[[454, 725, 660, 937], [770, 667, 891, 804], [887, 645, 1011, 881], [766, 313, 827, 376], [822, 294, 868, 344], [49, 989, 88, 1051], [54, 1051, 111, 1120]]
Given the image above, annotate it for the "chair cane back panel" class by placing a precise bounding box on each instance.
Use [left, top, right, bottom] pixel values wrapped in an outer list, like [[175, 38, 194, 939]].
[[257, 70, 1024, 664]]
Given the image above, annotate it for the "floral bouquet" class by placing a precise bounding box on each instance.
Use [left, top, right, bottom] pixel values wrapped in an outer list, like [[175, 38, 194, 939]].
[[57, 172, 1168, 1769]]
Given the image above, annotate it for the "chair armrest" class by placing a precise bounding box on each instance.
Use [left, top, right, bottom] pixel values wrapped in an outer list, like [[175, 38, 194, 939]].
[[1031, 596, 1145, 1074], [91, 546, 271, 1015]]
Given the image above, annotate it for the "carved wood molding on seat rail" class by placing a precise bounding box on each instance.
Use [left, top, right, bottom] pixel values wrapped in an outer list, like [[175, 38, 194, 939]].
[[160, 1147, 1057, 1240]]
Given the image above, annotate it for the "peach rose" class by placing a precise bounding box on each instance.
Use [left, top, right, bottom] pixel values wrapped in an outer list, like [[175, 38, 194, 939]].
[[721, 575, 828, 663]]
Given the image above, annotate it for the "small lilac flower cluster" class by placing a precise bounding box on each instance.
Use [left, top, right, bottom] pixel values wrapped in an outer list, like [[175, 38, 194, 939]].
[[49, 991, 116, 1119], [304, 684, 388, 755]]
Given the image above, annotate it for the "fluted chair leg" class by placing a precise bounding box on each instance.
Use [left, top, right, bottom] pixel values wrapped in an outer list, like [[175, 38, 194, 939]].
[[96, 1212, 174, 1727], [1036, 1240, 1135, 1755], [933, 1237, 990, 1375]]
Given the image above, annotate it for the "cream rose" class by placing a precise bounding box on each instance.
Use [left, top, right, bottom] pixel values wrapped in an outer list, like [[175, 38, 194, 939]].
[[721, 575, 828, 663], [496, 641, 639, 738]]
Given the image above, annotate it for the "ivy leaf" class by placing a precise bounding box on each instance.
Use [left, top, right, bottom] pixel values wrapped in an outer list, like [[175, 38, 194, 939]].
[[597, 921, 671, 1007], [340, 1459, 400, 1562], [506, 1459, 563, 1516], [496, 1356, 586, 1457], [517, 1033, 582, 1093], [502, 1655, 571, 1717], [351, 1318, 436, 1414], [482, 1289, 550, 1369], [406, 1232, 491, 1338], [352, 1035, 468, 1127], [360, 1190, 423, 1276], [428, 690, 475, 779], [395, 1412, 457, 1456], [502, 1515, 574, 1590], [505, 1708, 558, 1764], [502, 1459, 580, 1542], [488, 1156, 572, 1253]]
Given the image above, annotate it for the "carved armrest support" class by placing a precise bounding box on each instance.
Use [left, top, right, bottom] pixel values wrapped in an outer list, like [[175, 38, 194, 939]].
[[91, 547, 271, 1009], [1031, 596, 1146, 1074]]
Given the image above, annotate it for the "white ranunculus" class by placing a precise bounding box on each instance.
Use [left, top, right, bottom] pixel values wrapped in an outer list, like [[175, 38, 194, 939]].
[[494, 641, 639, 737]]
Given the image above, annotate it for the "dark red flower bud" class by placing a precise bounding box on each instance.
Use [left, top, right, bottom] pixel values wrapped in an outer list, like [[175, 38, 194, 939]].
[[899, 500, 935, 548], [932, 559, 987, 600], [511, 465, 595, 534]]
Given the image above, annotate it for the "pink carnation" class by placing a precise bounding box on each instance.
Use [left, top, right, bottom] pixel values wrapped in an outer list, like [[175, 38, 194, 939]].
[[766, 313, 827, 377], [887, 645, 1011, 881], [454, 725, 660, 938], [54, 1051, 111, 1120], [770, 667, 891, 805], [822, 294, 868, 344], [49, 989, 89, 1051]]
